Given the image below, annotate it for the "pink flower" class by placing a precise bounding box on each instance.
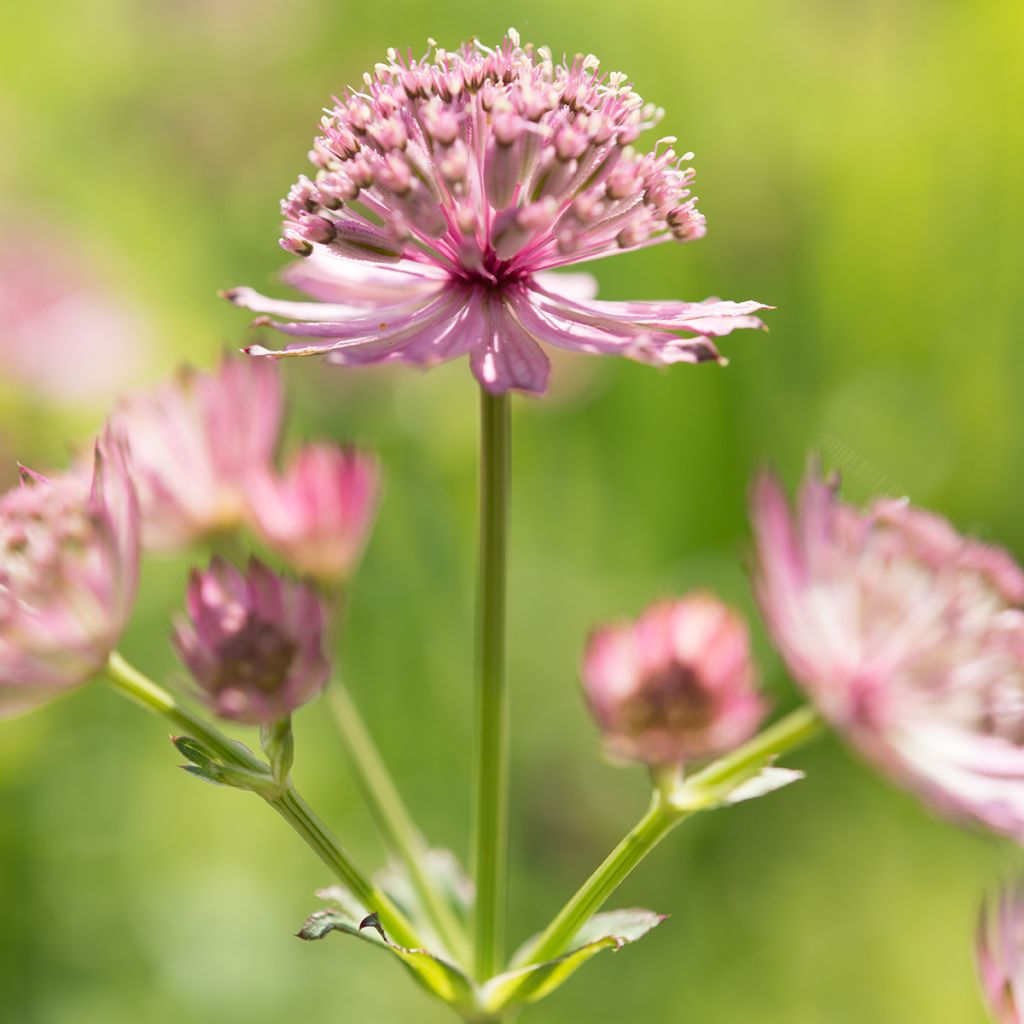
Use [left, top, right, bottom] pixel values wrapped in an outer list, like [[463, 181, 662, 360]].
[[581, 594, 765, 765], [224, 32, 769, 396], [248, 444, 380, 585], [173, 557, 331, 725], [977, 881, 1024, 1023], [112, 356, 283, 551], [0, 429, 140, 718], [751, 467, 1024, 840]]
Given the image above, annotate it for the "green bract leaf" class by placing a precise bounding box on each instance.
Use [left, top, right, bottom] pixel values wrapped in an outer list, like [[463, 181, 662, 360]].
[[482, 908, 666, 1012], [299, 886, 476, 1012], [376, 848, 473, 923], [172, 735, 218, 772]]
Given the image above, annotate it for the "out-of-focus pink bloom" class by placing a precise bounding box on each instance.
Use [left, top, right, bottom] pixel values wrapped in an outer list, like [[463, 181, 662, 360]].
[[173, 557, 330, 725], [224, 31, 769, 396], [751, 467, 1024, 840], [248, 444, 380, 585], [977, 881, 1024, 1023], [0, 234, 150, 403], [581, 593, 765, 765], [112, 356, 283, 551], [0, 429, 140, 717]]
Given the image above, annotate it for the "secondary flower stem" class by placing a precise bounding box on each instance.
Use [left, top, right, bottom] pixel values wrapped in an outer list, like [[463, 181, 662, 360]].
[[328, 684, 472, 966], [472, 389, 512, 980], [104, 651, 422, 950], [520, 706, 823, 968]]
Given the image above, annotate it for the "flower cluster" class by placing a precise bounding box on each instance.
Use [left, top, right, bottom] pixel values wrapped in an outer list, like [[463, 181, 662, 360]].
[[225, 32, 769, 395]]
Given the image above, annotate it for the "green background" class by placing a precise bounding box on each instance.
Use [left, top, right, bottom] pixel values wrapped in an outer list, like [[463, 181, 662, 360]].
[[2, 1, 1023, 1021]]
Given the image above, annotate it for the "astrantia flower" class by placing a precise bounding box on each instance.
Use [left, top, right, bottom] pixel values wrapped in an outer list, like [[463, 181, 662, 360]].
[[112, 356, 283, 551], [751, 467, 1024, 840], [173, 557, 330, 725], [248, 443, 380, 585], [224, 31, 769, 395], [0, 430, 140, 717], [582, 593, 765, 765], [977, 881, 1024, 1023]]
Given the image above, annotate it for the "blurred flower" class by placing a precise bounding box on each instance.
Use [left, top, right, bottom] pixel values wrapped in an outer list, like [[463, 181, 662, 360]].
[[248, 443, 380, 586], [0, 429, 140, 717], [225, 31, 768, 396], [581, 594, 765, 765], [173, 557, 330, 725], [112, 356, 283, 551], [0, 232, 150, 403], [977, 880, 1024, 1022], [751, 467, 1024, 840]]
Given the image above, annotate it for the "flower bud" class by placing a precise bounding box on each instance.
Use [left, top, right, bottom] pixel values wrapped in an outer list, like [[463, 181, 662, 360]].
[[248, 444, 380, 586], [0, 428, 140, 718], [977, 880, 1024, 1023], [581, 593, 764, 766], [173, 557, 330, 725]]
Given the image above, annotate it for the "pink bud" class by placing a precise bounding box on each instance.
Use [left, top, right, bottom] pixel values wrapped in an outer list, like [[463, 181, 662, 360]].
[[248, 444, 380, 586], [977, 881, 1024, 1023], [173, 557, 330, 725], [582, 594, 765, 766]]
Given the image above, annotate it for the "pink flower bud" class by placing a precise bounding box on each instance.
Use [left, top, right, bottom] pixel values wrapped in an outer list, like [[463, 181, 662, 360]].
[[751, 466, 1024, 840], [173, 557, 330, 725], [248, 444, 380, 586], [111, 355, 283, 551], [0, 428, 140, 717], [977, 881, 1024, 1023], [581, 594, 765, 766]]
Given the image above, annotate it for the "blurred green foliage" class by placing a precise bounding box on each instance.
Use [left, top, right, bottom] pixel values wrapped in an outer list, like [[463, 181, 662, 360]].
[[2, 1, 1023, 1021]]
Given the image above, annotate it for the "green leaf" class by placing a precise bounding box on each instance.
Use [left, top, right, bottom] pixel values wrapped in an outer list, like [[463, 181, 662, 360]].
[[180, 764, 226, 786], [375, 848, 474, 925], [172, 736, 219, 772], [299, 886, 476, 1012], [483, 908, 666, 1012]]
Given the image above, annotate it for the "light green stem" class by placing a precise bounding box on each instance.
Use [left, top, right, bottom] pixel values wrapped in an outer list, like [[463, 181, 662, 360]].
[[520, 706, 823, 968], [328, 684, 472, 966], [104, 651, 423, 950], [472, 388, 511, 981]]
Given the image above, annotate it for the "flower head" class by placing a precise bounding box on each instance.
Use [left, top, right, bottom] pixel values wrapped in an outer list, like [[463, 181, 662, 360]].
[[248, 443, 380, 585], [582, 593, 765, 765], [751, 467, 1024, 840], [225, 31, 769, 395], [0, 429, 140, 717], [173, 557, 331, 725], [978, 881, 1024, 1023], [112, 355, 283, 551]]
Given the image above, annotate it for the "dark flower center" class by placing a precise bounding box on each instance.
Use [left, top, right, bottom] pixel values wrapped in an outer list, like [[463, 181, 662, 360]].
[[621, 663, 716, 737], [215, 615, 297, 694]]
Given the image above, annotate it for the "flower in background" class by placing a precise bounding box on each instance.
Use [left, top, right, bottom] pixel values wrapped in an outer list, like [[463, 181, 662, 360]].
[[112, 356, 283, 551], [977, 881, 1024, 1022], [248, 443, 380, 586], [224, 31, 769, 396], [581, 594, 765, 766], [173, 557, 330, 725], [0, 429, 140, 717], [0, 231, 150, 404], [751, 467, 1024, 840]]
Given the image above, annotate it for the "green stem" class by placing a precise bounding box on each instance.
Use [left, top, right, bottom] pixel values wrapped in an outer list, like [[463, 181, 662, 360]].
[[104, 651, 422, 950], [472, 388, 512, 980], [520, 706, 823, 968], [329, 684, 472, 966]]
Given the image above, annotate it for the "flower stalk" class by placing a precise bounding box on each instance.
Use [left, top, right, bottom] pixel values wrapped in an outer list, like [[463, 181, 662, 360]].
[[472, 388, 512, 980], [104, 651, 423, 950]]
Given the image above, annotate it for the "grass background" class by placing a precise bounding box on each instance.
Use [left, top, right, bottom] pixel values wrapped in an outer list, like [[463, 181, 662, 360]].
[[2, 1, 1023, 1020]]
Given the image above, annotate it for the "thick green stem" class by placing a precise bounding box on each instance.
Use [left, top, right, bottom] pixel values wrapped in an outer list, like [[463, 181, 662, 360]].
[[520, 706, 823, 968], [329, 684, 472, 966], [104, 652, 422, 950], [472, 388, 511, 980]]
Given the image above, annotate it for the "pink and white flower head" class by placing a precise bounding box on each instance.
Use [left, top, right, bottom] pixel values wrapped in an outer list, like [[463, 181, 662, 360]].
[[112, 355, 283, 551], [173, 557, 331, 725], [248, 444, 380, 586], [0, 429, 140, 718], [977, 880, 1024, 1023], [581, 594, 765, 766], [751, 467, 1024, 840], [224, 31, 769, 396]]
